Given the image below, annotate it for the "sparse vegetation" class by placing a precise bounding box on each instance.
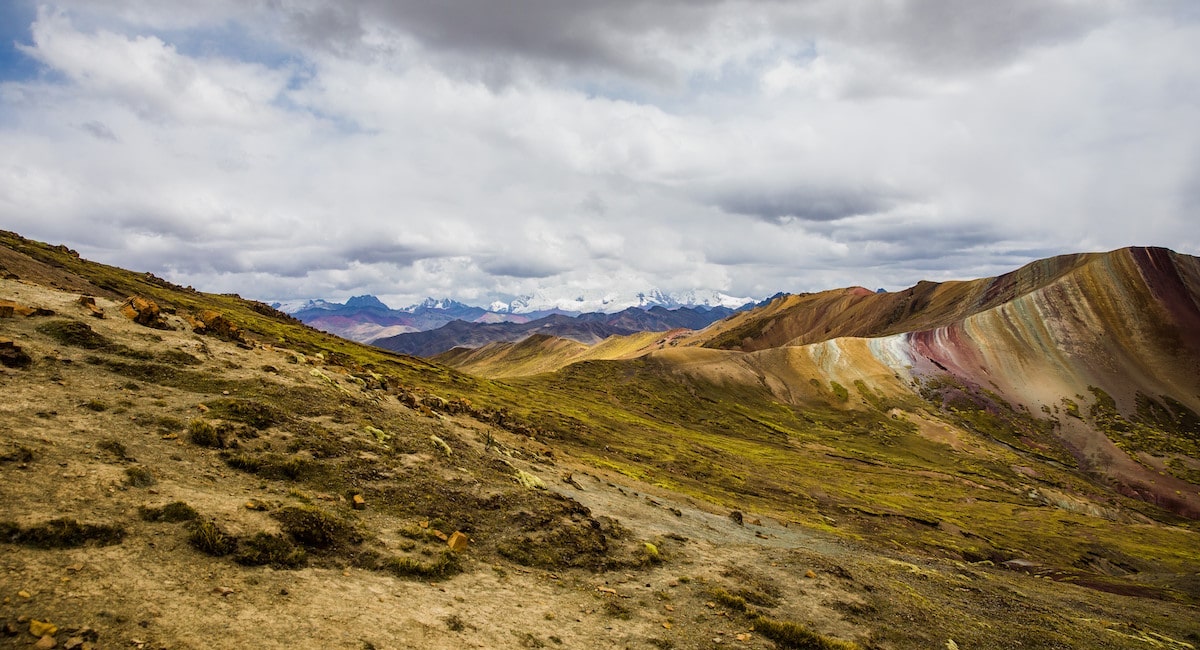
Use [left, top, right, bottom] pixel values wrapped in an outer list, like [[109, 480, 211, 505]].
[[0, 518, 125, 548], [124, 465, 157, 487], [188, 520, 237, 556], [37, 319, 112, 349], [234, 532, 308, 568], [188, 418, 228, 448], [139, 501, 199, 522], [381, 551, 460, 579], [272, 506, 361, 550], [753, 616, 859, 650]]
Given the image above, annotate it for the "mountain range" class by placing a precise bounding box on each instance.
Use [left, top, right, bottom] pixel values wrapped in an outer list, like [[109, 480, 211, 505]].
[[2, 231, 1199, 649], [282, 291, 753, 351]]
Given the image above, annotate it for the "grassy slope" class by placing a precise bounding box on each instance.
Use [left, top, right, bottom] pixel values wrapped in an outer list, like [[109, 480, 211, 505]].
[[4, 231, 1200, 646]]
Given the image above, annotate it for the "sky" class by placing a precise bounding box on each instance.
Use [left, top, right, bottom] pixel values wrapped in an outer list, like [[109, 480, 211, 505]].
[[1, 1, 1198, 308]]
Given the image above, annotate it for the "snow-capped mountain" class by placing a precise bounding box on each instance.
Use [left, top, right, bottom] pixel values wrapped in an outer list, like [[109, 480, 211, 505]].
[[489, 289, 753, 314]]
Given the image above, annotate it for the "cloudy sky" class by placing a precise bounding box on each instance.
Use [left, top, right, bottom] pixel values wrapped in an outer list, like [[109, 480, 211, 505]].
[[1, 1, 1198, 308]]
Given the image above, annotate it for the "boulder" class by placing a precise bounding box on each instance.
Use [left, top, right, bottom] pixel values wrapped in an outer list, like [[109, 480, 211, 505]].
[[120, 296, 171, 330], [189, 310, 244, 342]]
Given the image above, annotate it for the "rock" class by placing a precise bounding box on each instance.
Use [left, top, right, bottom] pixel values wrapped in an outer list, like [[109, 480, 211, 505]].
[[447, 531, 469, 552], [75, 296, 104, 319], [432, 529, 449, 541], [120, 296, 171, 330], [0, 304, 12, 318], [33, 635, 56, 649], [189, 310, 244, 342], [805, 570, 817, 579], [0, 339, 32, 369], [63, 638, 85, 650], [728, 510, 744, 526], [2, 621, 18, 635], [351, 494, 366, 510], [17, 590, 31, 599], [29, 620, 58, 637]]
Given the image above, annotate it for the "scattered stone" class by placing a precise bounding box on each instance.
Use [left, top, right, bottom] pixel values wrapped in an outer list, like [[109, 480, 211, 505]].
[[29, 620, 58, 637], [75, 296, 104, 319], [432, 530, 449, 541], [749, 518, 762, 526], [63, 637, 85, 650], [2, 621, 18, 636], [17, 590, 31, 599], [33, 635, 56, 649], [736, 633, 752, 642], [212, 587, 235, 597], [728, 511, 744, 526], [447, 531, 469, 552], [351, 494, 366, 510], [561, 473, 583, 490], [805, 570, 817, 579], [120, 296, 171, 330], [66, 563, 84, 572], [244, 500, 270, 511]]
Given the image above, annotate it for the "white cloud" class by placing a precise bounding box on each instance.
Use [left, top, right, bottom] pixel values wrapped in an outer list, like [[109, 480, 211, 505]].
[[0, 1, 1197, 307]]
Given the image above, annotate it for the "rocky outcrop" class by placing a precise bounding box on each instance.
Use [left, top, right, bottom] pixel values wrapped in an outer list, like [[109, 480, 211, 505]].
[[120, 296, 172, 330], [188, 310, 245, 343]]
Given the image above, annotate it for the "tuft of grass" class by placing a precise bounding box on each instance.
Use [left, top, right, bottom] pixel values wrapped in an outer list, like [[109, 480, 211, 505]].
[[829, 381, 850, 402], [83, 399, 109, 412], [602, 600, 631, 619], [444, 614, 466, 632], [203, 398, 284, 430], [234, 532, 307, 568], [188, 520, 237, 556], [124, 466, 156, 487], [97, 439, 129, 461], [188, 418, 228, 448], [711, 588, 749, 613], [0, 518, 125, 548], [272, 506, 361, 551], [753, 616, 859, 650], [223, 452, 311, 481], [382, 551, 461, 580], [139, 501, 199, 522]]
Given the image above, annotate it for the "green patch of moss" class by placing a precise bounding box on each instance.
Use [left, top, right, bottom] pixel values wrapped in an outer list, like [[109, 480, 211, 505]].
[[829, 381, 850, 403]]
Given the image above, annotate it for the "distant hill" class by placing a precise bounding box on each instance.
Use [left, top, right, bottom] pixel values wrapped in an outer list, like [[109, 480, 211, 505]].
[[375, 305, 737, 357]]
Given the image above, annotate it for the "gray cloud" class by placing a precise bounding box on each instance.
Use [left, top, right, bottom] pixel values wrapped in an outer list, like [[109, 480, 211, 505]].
[[713, 186, 903, 223], [80, 119, 117, 140]]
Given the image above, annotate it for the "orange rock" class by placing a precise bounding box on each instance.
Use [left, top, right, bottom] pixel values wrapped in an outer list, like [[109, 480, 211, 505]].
[[352, 494, 366, 510], [447, 531, 469, 552], [120, 296, 170, 329]]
